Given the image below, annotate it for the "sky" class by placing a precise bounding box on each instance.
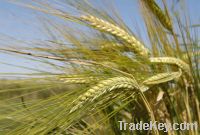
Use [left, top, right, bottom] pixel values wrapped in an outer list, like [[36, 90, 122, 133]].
[[0, 0, 199, 76]]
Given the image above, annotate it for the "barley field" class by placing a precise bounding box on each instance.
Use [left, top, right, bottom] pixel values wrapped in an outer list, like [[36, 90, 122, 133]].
[[0, 0, 199, 135]]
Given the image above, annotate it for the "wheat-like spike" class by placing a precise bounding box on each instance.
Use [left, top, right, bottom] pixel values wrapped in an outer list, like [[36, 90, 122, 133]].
[[150, 57, 190, 74], [144, 0, 172, 31], [59, 76, 99, 84], [143, 70, 182, 85], [101, 43, 128, 52], [60, 78, 90, 84], [80, 15, 150, 57], [70, 77, 140, 113]]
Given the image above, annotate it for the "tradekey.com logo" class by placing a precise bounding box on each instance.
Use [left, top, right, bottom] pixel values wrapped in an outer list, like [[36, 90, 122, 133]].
[[118, 121, 198, 132]]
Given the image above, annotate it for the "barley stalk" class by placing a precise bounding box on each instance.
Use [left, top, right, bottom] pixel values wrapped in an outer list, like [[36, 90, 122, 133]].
[[80, 15, 150, 57], [144, 0, 172, 31], [150, 57, 190, 74], [182, 51, 200, 60], [70, 77, 140, 113]]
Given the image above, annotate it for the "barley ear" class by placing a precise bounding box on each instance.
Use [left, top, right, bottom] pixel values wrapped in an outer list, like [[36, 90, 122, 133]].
[[80, 15, 150, 57], [70, 77, 140, 113], [143, 70, 182, 85], [150, 57, 190, 74], [144, 0, 172, 31], [59, 76, 99, 84]]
